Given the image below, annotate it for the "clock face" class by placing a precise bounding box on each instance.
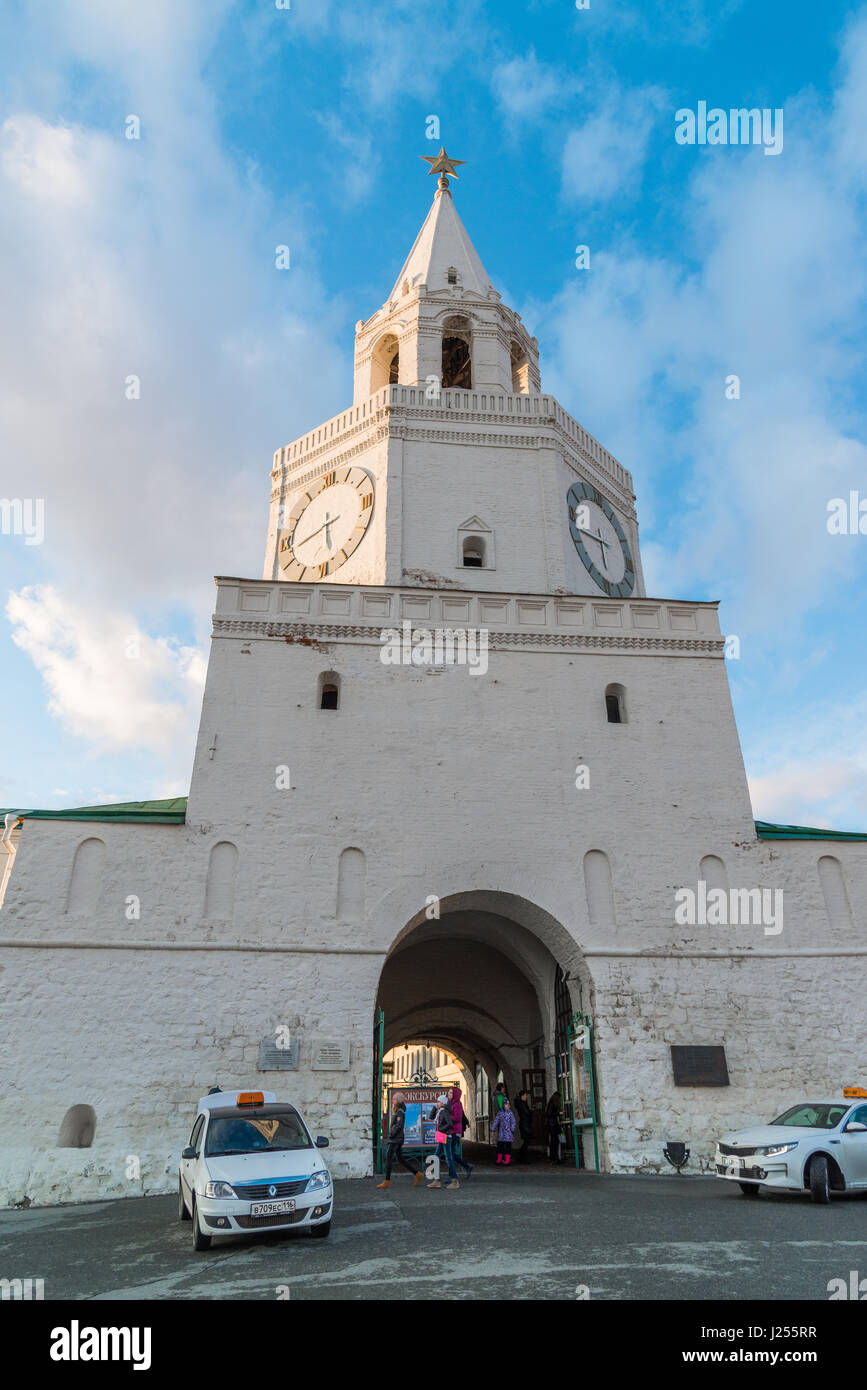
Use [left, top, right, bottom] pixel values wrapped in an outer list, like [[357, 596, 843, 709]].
[[278, 467, 374, 579], [567, 481, 635, 598]]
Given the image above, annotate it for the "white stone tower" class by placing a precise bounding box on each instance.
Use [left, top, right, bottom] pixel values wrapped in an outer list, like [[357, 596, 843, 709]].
[[263, 150, 644, 600]]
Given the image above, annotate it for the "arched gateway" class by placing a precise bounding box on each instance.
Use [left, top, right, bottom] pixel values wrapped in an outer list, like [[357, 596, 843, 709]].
[[373, 892, 601, 1173]]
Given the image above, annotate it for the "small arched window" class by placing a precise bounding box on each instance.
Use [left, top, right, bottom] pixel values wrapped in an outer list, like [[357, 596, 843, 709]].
[[605, 684, 626, 724], [319, 672, 340, 710], [446, 266, 458, 286], [462, 536, 485, 568]]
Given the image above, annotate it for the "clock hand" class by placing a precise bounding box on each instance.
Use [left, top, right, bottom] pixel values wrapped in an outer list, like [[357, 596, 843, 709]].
[[576, 525, 610, 553], [295, 513, 341, 550]]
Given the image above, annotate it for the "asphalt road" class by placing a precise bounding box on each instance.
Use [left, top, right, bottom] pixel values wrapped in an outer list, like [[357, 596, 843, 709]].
[[4, 1168, 867, 1301]]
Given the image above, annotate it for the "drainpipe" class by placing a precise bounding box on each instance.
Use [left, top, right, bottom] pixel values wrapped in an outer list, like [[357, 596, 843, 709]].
[[0, 813, 22, 909]]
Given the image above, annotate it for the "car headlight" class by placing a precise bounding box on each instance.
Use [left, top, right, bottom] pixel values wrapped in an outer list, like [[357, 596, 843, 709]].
[[306, 1171, 331, 1191], [756, 1143, 798, 1157], [204, 1180, 237, 1198]]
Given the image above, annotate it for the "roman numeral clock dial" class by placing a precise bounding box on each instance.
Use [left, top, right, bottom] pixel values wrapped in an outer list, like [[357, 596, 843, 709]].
[[567, 480, 635, 598], [278, 467, 375, 579]]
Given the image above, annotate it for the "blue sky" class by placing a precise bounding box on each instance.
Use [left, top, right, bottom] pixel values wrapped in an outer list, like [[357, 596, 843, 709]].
[[1, 0, 866, 827]]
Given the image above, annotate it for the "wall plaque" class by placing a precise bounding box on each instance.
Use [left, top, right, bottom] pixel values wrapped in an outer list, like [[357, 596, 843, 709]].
[[258, 1037, 300, 1071], [311, 1039, 350, 1071], [671, 1045, 729, 1087]]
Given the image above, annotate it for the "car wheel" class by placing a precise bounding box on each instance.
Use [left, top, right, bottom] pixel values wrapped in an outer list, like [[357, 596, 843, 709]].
[[192, 1199, 212, 1250], [311, 1220, 331, 1239], [738, 1182, 760, 1197], [178, 1178, 191, 1221], [809, 1155, 831, 1205]]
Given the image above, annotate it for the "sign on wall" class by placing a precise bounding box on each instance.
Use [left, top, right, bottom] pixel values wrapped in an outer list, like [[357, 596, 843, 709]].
[[386, 1087, 443, 1148], [671, 1045, 729, 1086], [258, 1037, 300, 1071], [311, 1039, 351, 1071]]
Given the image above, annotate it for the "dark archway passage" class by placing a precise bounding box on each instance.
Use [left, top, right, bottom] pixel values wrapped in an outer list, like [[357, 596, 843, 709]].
[[374, 894, 599, 1170]]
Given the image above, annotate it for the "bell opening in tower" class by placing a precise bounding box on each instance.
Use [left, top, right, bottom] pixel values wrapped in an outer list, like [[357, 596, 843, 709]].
[[441, 316, 472, 388]]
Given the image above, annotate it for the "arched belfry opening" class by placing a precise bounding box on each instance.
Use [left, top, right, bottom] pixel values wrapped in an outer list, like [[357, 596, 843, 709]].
[[370, 332, 400, 392], [373, 891, 599, 1172], [510, 338, 530, 393], [441, 315, 472, 388]]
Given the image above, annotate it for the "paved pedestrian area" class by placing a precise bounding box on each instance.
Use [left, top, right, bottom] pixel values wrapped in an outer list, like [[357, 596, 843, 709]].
[[3, 1169, 866, 1300]]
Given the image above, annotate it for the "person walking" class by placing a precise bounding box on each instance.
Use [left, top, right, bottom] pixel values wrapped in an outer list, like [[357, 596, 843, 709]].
[[448, 1084, 473, 1180], [545, 1091, 562, 1164], [492, 1082, 506, 1115], [513, 1088, 534, 1163], [490, 1097, 517, 1165], [429, 1092, 460, 1190], [377, 1099, 423, 1188]]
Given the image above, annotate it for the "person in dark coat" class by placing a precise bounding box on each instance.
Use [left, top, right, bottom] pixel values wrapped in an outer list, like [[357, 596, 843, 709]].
[[545, 1091, 562, 1164], [514, 1088, 534, 1162], [377, 1100, 422, 1187]]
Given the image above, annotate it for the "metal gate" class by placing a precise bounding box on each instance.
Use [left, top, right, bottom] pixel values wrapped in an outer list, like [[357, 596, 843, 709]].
[[566, 1012, 599, 1171], [372, 1007, 384, 1173]]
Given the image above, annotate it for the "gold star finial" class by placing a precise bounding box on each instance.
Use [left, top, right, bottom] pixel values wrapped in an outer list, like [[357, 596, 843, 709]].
[[420, 146, 466, 190]]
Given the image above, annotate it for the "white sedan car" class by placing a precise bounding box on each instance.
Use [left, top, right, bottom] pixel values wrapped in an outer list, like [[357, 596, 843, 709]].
[[715, 1088, 867, 1203], [178, 1089, 333, 1249]]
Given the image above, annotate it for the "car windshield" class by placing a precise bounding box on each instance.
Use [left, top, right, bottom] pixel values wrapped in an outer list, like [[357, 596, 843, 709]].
[[770, 1104, 850, 1129], [205, 1111, 312, 1156]]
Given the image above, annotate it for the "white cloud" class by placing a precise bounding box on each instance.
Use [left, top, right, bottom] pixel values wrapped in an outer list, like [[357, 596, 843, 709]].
[[1, 116, 96, 199], [6, 586, 206, 755], [561, 86, 668, 202], [491, 51, 573, 122], [745, 691, 867, 829], [0, 32, 347, 626]]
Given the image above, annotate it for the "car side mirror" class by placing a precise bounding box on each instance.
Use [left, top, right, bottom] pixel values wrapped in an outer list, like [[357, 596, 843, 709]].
[[181, 1146, 197, 1159], [845, 1121, 867, 1133], [315, 1136, 330, 1148]]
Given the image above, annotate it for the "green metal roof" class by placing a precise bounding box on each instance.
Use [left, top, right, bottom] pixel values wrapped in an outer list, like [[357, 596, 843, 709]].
[[755, 820, 867, 842], [1, 798, 187, 825]]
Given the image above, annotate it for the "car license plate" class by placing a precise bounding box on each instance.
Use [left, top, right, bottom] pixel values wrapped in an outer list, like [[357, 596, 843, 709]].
[[250, 1199, 296, 1216]]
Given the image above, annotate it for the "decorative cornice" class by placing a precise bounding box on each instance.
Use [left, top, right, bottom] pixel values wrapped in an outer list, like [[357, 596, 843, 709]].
[[212, 616, 724, 655], [273, 387, 633, 498], [272, 418, 634, 521]]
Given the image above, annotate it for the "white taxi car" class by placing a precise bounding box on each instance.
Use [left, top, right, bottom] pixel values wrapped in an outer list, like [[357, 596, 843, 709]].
[[715, 1086, 867, 1203], [178, 1089, 333, 1249]]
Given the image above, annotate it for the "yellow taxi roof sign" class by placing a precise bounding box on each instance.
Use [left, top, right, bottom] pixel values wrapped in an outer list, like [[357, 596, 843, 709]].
[[843, 1086, 867, 1099], [237, 1091, 265, 1107]]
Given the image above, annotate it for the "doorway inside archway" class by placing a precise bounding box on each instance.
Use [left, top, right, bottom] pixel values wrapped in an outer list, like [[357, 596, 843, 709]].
[[373, 893, 600, 1173]]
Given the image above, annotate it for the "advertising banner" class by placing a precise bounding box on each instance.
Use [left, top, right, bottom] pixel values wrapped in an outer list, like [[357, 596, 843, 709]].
[[385, 1087, 443, 1148]]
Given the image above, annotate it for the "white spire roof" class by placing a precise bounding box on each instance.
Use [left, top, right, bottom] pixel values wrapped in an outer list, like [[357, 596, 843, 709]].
[[389, 186, 495, 301]]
